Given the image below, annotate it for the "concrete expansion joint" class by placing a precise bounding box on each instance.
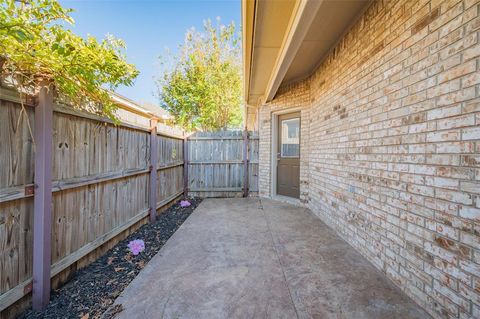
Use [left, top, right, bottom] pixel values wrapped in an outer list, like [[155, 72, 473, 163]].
[[258, 198, 265, 211], [260, 201, 300, 319]]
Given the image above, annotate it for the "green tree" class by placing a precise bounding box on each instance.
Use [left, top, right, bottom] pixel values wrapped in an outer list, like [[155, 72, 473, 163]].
[[157, 18, 242, 131], [0, 0, 138, 120]]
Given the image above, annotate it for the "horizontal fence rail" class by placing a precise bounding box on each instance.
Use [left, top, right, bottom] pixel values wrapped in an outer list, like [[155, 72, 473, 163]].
[[186, 130, 259, 198], [0, 85, 186, 315]]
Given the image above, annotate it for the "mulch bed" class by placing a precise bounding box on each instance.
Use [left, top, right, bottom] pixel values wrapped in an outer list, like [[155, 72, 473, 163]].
[[19, 197, 202, 319]]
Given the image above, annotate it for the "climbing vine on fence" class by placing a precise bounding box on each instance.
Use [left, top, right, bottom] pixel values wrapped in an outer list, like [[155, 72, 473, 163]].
[[0, 0, 139, 121]]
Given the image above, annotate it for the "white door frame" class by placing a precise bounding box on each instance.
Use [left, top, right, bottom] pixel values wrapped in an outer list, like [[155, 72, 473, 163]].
[[270, 107, 303, 203]]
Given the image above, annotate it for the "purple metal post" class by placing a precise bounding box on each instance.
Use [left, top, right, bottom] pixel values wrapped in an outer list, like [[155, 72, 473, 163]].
[[243, 129, 249, 197], [183, 136, 188, 197], [32, 83, 53, 310], [149, 118, 158, 222]]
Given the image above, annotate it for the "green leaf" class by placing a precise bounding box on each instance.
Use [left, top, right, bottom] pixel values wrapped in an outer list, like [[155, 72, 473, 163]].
[[0, 0, 139, 122], [13, 29, 28, 41]]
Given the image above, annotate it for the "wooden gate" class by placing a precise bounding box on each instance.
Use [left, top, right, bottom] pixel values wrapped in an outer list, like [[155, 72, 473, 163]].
[[185, 130, 259, 197]]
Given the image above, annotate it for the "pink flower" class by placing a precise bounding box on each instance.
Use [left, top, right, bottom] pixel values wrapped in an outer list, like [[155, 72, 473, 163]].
[[127, 239, 145, 256], [180, 200, 191, 207]]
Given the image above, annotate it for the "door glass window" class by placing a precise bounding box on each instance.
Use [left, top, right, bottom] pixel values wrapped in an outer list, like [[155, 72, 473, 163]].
[[281, 118, 300, 157]]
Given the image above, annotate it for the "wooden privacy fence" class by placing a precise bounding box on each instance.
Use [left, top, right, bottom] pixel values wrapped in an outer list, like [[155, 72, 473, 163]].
[[186, 131, 259, 198], [0, 85, 185, 314]]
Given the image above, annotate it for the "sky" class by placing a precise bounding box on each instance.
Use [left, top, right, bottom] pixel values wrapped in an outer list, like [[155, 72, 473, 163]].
[[60, 0, 241, 105]]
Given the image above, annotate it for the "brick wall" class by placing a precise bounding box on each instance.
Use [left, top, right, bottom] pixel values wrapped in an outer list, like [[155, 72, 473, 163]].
[[258, 0, 480, 318]]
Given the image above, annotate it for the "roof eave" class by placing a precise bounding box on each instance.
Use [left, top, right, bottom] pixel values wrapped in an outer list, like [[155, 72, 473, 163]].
[[264, 0, 322, 103], [243, 0, 321, 108]]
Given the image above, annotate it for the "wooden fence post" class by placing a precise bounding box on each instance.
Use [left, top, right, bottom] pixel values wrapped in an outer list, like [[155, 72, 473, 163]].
[[32, 83, 53, 310], [243, 129, 249, 197], [183, 136, 189, 197], [149, 118, 158, 222]]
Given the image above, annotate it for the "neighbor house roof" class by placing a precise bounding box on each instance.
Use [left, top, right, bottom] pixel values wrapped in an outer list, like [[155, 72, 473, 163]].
[[110, 92, 172, 122], [242, 0, 371, 128], [139, 102, 174, 122]]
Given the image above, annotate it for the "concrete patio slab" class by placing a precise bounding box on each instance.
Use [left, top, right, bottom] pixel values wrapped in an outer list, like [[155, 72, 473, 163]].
[[109, 198, 430, 319]]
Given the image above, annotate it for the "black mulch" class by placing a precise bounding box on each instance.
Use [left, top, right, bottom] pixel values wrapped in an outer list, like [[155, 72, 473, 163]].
[[19, 197, 202, 319]]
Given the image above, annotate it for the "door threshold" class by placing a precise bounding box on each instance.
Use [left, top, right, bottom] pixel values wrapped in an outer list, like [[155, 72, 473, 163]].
[[271, 195, 302, 207]]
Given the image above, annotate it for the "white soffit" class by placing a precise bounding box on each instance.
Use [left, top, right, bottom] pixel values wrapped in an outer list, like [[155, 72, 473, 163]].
[[281, 0, 371, 86]]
